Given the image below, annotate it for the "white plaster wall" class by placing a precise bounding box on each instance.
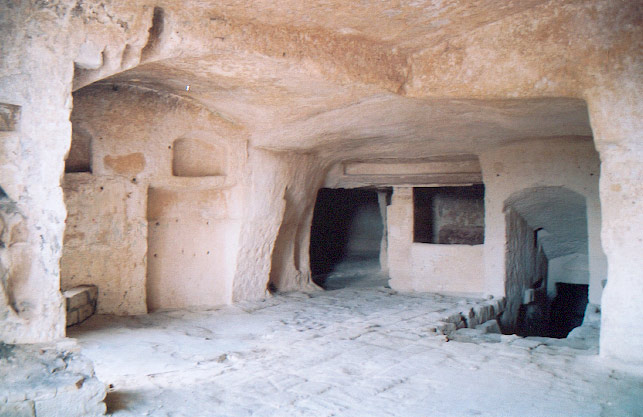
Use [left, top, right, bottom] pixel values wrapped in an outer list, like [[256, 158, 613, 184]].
[[407, 244, 484, 293], [547, 254, 590, 296], [388, 187, 484, 294], [480, 137, 605, 304]]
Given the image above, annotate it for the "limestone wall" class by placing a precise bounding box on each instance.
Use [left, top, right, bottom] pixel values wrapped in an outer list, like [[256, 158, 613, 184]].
[[0, 0, 161, 343], [240, 150, 327, 297], [61, 174, 146, 315], [0, 5, 74, 343], [586, 84, 643, 363], [388, 187, 485, 294], [0, 0, 640, 366], [63, 83, 246, 312], [147, 187, 241, 310], [480, 137, 605, 305]]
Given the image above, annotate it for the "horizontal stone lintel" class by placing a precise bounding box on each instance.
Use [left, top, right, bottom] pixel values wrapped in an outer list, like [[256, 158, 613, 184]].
[[344, 158, 481, 176], [335, 172, 483, 188]]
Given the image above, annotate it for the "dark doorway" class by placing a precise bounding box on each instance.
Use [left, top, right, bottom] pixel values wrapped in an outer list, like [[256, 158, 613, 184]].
[[548, 283, 589, 338], [309, 188, 383, 288], [502, 187, 590, 338]]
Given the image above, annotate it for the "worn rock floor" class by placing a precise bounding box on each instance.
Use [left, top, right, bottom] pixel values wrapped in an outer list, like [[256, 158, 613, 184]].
[[70, 263, 643, 416]]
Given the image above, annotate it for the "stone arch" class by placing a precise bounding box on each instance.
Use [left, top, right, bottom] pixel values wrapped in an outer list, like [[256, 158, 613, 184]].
[[502, 186, 589, 337]]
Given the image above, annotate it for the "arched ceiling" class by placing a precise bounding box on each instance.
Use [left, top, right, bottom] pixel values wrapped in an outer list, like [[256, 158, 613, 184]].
[[69, 0, 629, 160], [505, 187, 588, 259], [84, 54, 592, 160]]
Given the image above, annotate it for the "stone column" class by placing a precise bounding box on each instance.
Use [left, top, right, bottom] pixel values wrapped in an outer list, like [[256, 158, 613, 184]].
[[377, 191, 389, 274], [387, 187, 413, 290], [587, 83, 643, 363], [0, 11, 75, 342], [233, 149, 325, 300]]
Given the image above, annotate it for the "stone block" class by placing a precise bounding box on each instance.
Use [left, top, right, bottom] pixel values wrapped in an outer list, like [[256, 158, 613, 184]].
[[0, 401, 35, 417], [66, 310, 79, 327], [78, 304, 94, 322], [64, 285, 97, 327], [35, 394, 87, 417], [466, 316, 480, 328], [436, 322, 457, 334], [476, 319, 501, 334], [65, 288, 89, 311], [87, 285, 99, 303], [494, 298, 506, 314]]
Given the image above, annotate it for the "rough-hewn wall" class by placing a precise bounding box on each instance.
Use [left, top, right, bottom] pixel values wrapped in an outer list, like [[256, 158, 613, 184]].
[[61, 174, 147, 315], [239, 150, 327, 297], [0, 0, 160, 343], [0, 0, 641, 364], [63, 84, 246, 312], [588, 86, 643, 363], [502, 208, 539, 333]]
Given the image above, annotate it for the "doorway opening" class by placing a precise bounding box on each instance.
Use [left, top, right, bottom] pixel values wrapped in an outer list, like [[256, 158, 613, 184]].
[[502, 186, 589, 338], [309, 188, 386, 289]]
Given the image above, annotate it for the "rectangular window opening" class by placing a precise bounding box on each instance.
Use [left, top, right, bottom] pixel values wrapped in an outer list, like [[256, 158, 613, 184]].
[[413, 184, 485, 245]]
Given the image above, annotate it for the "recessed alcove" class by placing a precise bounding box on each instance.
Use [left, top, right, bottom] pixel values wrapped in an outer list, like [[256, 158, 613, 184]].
[[65, 126, 92, 173], [172, 138, 227, 177]]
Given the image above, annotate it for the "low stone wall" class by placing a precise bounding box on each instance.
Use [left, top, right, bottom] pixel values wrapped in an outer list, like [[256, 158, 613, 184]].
[[64, 285, 98, 327], [0, 341, 106, 416], [436, 296, 506, 335], [387, 187, 486, 295]]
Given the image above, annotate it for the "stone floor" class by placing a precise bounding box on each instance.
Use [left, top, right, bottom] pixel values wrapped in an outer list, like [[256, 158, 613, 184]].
[[70, 264, 643, 416]]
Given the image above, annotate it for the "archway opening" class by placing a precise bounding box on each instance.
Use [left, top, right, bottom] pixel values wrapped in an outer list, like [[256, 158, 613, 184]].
[[501, 186, 589, 338], [309, 188, 385, 289]]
